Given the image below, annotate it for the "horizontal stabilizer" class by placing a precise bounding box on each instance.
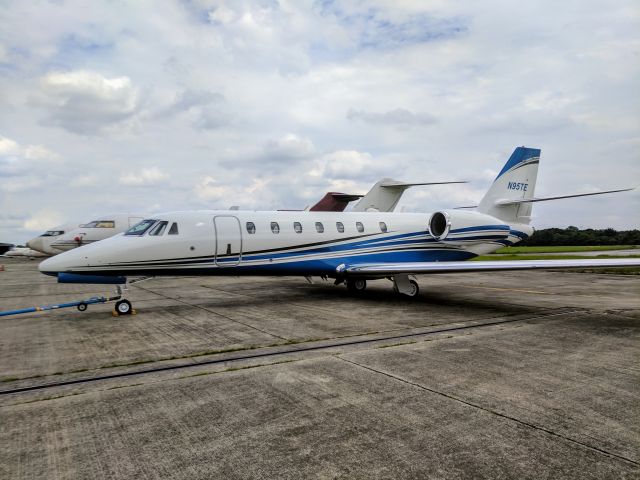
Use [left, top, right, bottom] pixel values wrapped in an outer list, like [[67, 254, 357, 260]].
[[309, 192, 363, 212], [380, 180, 468, 187], [353, 178, 468, 212], [495, 188, 634, 206], [338, 258, 640, 276], [330, 193, 364, 202]]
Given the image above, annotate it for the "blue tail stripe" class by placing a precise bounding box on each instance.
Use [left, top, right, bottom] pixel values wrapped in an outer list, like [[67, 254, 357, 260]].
[[495, 147, 541, 180]]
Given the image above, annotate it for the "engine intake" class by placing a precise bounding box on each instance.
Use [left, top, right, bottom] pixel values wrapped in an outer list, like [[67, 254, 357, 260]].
[[429, 211, 451, 240]]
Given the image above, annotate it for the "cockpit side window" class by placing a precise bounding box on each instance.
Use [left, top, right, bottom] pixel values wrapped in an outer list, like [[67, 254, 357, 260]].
[[95, 221, 115, 228], [41, 230, 64, 237], [125, 219, 157, 236], [168, 223, 179, 235], [82, 221, 115, 228], [148, 221, 168, 236]]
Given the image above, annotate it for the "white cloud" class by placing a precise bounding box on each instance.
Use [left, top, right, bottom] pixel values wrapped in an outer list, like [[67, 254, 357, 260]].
[[23, 209, 63, 231], [0, 136, 21, 156], [35, 71, 140, 134], [119, 167, 169, 186], [194, 176, 231, 201], [347, 108, 437, 127], [0, 43, 8, 63], [312, 150, 375, 178], [0, 0, 639, 242], [264, 133, 315, 160]]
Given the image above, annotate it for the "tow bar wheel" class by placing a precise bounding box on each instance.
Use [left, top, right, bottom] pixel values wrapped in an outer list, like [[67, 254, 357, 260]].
[[115, 299, 132, 315], [76, 303, 88, 312]]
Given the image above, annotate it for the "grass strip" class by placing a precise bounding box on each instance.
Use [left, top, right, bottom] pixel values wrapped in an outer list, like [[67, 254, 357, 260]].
[[494, 245, 637, 254]]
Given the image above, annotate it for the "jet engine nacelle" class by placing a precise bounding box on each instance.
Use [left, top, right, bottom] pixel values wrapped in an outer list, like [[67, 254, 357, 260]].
[[428, 210, 511, 242]]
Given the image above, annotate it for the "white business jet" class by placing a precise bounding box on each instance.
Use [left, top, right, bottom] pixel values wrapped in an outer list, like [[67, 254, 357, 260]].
[[50, 214, 145, 251], [2, 246, 47, 258], [26, 222, 81, 255], [39, 147, 638, 315]]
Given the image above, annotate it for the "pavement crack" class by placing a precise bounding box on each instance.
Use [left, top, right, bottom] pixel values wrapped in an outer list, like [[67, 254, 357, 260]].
[[337, 356, 640, 467], [134, 284, 287, 340]]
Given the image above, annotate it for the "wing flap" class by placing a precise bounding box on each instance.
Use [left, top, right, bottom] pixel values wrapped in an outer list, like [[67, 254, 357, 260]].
[[339, 258, 640, 276]]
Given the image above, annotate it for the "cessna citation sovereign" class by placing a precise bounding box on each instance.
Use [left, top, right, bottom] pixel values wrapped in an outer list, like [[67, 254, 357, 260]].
[[39, 147, 638, 315]]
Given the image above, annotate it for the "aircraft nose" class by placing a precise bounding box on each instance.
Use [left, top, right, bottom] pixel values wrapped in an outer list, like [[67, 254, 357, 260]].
[[38, 251, 78, 274], [27, 238, 43, 252]]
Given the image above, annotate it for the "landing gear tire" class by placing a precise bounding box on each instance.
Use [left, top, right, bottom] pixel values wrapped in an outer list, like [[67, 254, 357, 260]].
[[346, 278, 367, 293], [394, 279, 420, 297], [406, 279, 419, 298], [77, 303, 87, 312], [115, 299, 132, 315]]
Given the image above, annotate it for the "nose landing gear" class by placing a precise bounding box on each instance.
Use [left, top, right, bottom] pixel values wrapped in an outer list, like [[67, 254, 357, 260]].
[[114, 299, 133, 316], [111, 284, 136, 317]]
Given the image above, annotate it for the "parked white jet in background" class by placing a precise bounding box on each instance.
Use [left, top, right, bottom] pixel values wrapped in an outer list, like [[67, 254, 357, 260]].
[[2, 246, 46, 258], [50, 214, 145, 251], [302, 179, 467, 212], [26, 222, 81, 255], [40, 147, 638, 315]]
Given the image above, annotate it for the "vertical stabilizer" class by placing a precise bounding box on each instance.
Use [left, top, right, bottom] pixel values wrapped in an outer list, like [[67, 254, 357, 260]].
[[477, 147, 540, 223]]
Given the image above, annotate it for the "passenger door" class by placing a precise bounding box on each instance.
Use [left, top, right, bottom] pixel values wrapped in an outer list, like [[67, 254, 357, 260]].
[[214, 216, 242, 266]]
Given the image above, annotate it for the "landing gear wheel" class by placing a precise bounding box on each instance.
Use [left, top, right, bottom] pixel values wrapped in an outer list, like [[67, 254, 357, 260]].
[[393, 279, 420, 297], [77, 303, 88, 312], [115, 299, 132, 315], [406, 279, 419, 298], [346, 278, 367, 293]]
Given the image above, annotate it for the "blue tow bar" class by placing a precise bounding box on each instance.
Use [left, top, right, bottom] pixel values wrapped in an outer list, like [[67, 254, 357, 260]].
[[0, 295, 122, 317]]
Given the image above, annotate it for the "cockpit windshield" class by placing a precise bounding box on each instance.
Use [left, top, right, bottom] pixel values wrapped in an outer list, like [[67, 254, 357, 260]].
[[125, 219, 158, 236], [81, 220, 115, 228], [41, 230, 64, 237], [148, 221, 168, 236]]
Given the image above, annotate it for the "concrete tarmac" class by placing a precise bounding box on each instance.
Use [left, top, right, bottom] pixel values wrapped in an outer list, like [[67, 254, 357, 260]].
[[0, 258, 638, 479]]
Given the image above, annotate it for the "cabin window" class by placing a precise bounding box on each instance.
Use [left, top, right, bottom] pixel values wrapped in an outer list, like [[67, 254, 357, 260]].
[[149, 221, 168, 236], [315, 222, 324, 233], [336, 222, 344, 233], [125, 219, 157, 236], [168, 222, 179, 235], [379, 221, 387, 233], [356, 221, 364, 233], [246, 222, 256, 234], [294, 222, 302, 234], [271, 222, 280, 234]]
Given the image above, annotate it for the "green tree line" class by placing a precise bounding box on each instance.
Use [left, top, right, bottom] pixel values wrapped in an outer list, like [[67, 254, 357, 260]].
[[521, 226, 640, 246]]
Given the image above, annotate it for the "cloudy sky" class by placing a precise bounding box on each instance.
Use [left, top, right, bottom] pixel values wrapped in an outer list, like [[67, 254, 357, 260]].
[[1, 0, 639, 243]]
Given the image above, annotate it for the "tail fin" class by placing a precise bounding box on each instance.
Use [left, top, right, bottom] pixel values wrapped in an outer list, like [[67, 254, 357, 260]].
[[477, 147, 540, 223]]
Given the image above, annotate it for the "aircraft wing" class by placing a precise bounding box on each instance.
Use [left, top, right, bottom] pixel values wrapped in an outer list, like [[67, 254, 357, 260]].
[[337, 258, 640, 276]]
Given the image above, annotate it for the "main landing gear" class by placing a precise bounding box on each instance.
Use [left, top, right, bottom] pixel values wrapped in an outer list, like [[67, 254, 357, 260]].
[[342, 274, 420, 298], [392, 277, 420, 298], [346, 278, 367, 292]]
